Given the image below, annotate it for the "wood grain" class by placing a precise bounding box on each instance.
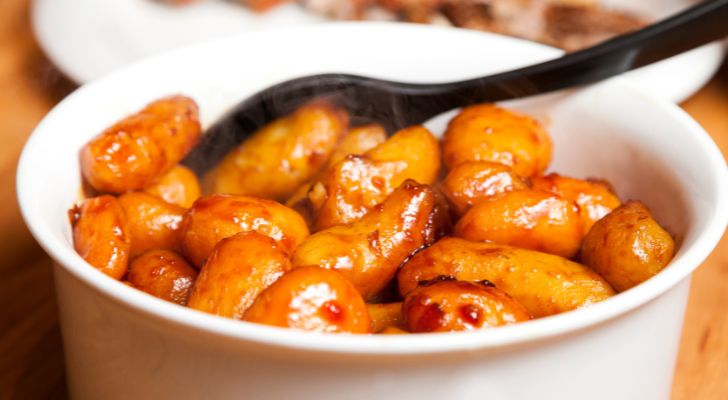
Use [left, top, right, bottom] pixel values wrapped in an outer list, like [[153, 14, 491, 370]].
[[0, 0, 725, 398]]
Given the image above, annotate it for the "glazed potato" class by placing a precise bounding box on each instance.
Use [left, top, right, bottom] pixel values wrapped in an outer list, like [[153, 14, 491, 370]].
[[179, 194, 309, 267], [127, 249, 198, 305], [403, 278, 531, 333], [441, 161, 529, 216], [442, 104, 552, 177], [188, 232, 291, 319], [144, 164, 201, 208], [70, 195, 130, 280], [532, 173, 621, 232], [312, 125, 441, 230], [581, 201, 675, 292], [454, 189, 584, 258], [291, 180, 448, 301], [379, 326, 409, 334], [367, 302, 405, 333], [286, 124, 387, 224], [203, 102, 348, 202], [118, 192, 185, 258], [243, 266, 371, 334], [398, 238, 614, 317], [80, 95, 201, 194]]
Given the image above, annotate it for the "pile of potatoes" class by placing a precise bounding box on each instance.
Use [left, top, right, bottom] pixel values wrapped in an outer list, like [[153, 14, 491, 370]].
[[70, 95, 675, 335]]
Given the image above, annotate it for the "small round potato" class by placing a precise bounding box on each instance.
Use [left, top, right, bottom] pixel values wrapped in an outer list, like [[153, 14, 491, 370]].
[[303, 125, 441, 230], [403, 279, 531, 333], [379, 326, 409, 334], [367, 302, 404, 333], [442, 104, 552, 177], [70, 195, 130, 280], [203, 102, 348, 202], [144, 164, 201, 208], [187, 232, 291, 319], [291, 180, 448, 301], [80, 95, 201, 194], [532, 173, 621, 232], [454, 189, 584, 259], [441, 161, 529, 216], [581, 201, 675, 292], [398, 238, 614, 317], [118, 192, 185, 258], [179, 194, 310, 267], [243, 266, 371, 334], [127, 249, 198, 305]]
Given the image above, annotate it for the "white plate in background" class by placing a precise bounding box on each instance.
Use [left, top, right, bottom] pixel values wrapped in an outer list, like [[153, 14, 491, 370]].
[[32, 0, 725, 102]]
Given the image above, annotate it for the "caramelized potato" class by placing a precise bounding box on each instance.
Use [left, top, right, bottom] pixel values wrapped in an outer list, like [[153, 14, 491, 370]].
[[203, 102, 348, 201], [379, 326, 409, 334], [244, 266, 371, 334], [441, 161, 529, 216], [180, 194, 309, 267], [127, 249, 197, 305], [80, 95, 201, 193], [367, 302, 405, 333], [581, 201, 675, 292], [532, 173, 621, 232], [118, 192, 185, 258], [398, 238, 614, 317], [144, 165, 201, 208], [403, 279, 531, 333], [291, 180, 447, 300], [313, 125, 441, 230], [70, 195, 130, 279], [454, 189, 584, 258], [442, 104, 552, 177], [188, 232, 291, 318]]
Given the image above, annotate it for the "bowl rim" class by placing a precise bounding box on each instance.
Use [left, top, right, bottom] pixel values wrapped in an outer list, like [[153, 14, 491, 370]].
[[17, 23, 728, 356]]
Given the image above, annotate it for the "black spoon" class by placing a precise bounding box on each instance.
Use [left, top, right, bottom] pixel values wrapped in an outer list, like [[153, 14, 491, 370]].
[[184, 0, 728, 173]]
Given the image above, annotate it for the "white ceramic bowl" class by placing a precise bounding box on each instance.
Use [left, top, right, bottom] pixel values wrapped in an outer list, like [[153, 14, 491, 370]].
[[18, 24, 728, 400]]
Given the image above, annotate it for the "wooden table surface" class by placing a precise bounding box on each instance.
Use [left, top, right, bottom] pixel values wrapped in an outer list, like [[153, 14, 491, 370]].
[[0, 1, 726, 398]]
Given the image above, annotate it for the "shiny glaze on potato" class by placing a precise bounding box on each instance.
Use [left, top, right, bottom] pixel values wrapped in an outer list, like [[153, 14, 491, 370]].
[[454, 189, 584, 258], [70, 195, 130, 280], [187, 232, 291, 319], [127, 249, 197, 305], [179, 194, 309, 267], [244, 266, 371, 334], [442, 104, 552, 177], [144, 164, 201, 208], [441, 161, 529, 216], [532, 173, 621, 232], [403, 279, 531, 333], [297, 125, 441, 231], [291, 180, 448, 301], [581, 201, 675, 292], [118, 192, 185, 258], [367, 302, 404, 333], [398, 238, 614, 317], [203, 102, 348, 202], [80, 95, 201, 194]]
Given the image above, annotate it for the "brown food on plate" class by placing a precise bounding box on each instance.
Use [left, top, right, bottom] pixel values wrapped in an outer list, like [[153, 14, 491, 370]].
[[291, 180, 448, 301], [80, 95, 201, 194], [179, 193, 309, 267], [203, 102, 348, 202], [244, 266, 371, 333], [144, 164, 202, 208], [442, 104, 552, 177], [127, 249, 198, 305], [70, 195, 131, 280], [118, 192, 185, 258], [531, 173, 621, 233], [188, 232, 291, 319], [581, 201, 675, 292], [403, 278, 531, 333], [398, 238, 614, 317], [453, 189, 584, 259]]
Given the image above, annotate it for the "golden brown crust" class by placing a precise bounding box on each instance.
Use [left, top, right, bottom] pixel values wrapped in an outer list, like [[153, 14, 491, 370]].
[[441, 161, 529, 216], [127, 249, 198, 305], [118, 192, 185, 258], [144, 164, 201, 208], [367, 302, 405, 333]]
